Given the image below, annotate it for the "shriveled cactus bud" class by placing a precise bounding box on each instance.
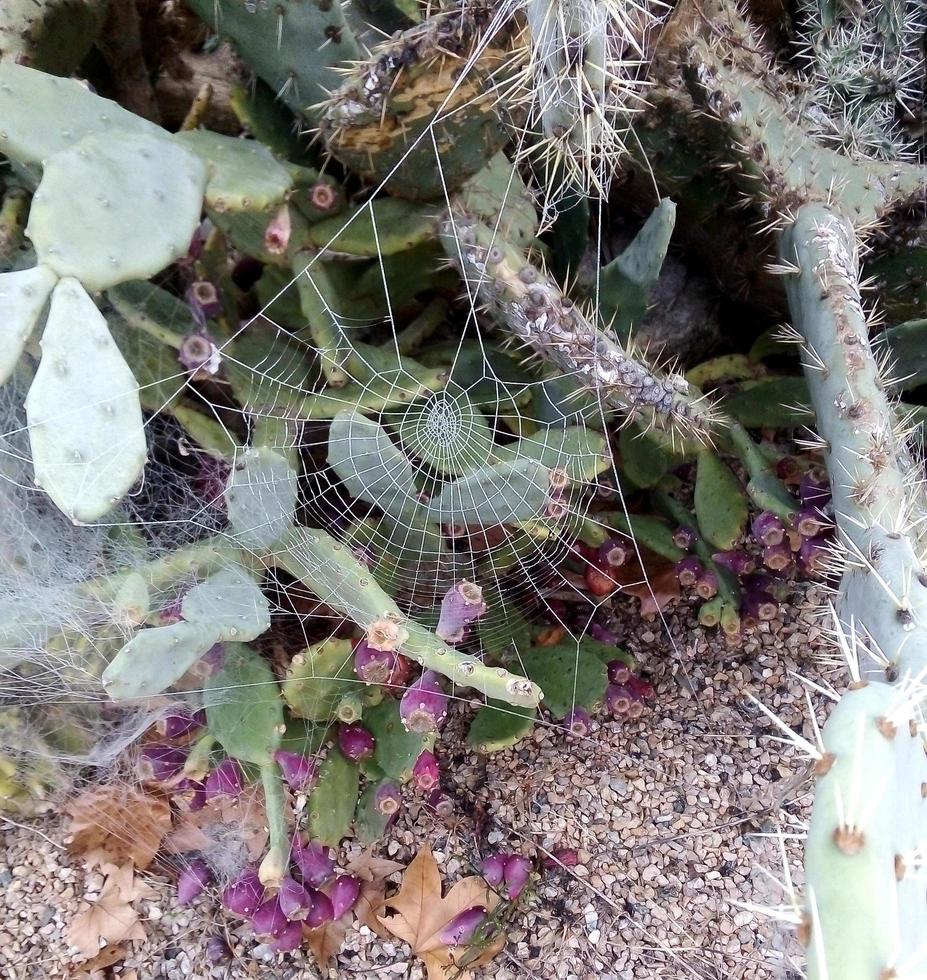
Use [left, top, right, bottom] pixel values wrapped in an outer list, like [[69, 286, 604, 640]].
[[274, 751, 319, 792], [306, 889, 334, 928], [157, 709, 206, 740], [741, 587, 778, 624], [597, 538, 629, 569], [695, 569, 718, 600], [206, 934, 231, 963], [795, 506, 829, 538], [562, 707, 591, 737], [751, 511, 786, 547], [279, 877, 314, 921], [480, 853, 507, 888], [292, 840, 336, 887], [543, 848, 579, 870], [338, 723, 375, 762], [366, 617, 408, 652], [264, 204, 291, 255], [273, 919, 304, 952], [138, 745, 187, 783], [439, 905, 487, 946], [178, 331, 221, 377], [590, 623, 617, 646], [222, 867, 264, 917], [185, 280, 222, 325], [251, 897, 288, 939], [585, 565, 618, 597], [606, 684, 632, 716], [712, 550, 755, 576], [672, 525, 696, 550], [762, 542, 792, 571], [436, 580, 488, 644], [503, 855, 532, 900], [626, 676, 654, 702], [674, 556, 702, 588], [400, 670, 448, 733], [330, 874, 361, 919], [412, 750, 440, 792], [799, 537, 828, 575], [375, 781, 401, 816], [204, 759, 244, 800], [607, 660, 631, 685], [177, 858, 214, 904], [174, 778, 206, 812], [798, 465, 830, 506], [427, 788, 455, 818]]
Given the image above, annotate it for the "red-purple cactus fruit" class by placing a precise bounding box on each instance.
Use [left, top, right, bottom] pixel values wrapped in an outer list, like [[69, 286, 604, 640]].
[[274, 750, 319, 792], [177, 858, 214, 904], [222, 868, 265, 917], [338, 723, 376, 762], [437, 580, 488, 644], [400, 670, 448, 733], [412, 750, 440, 792]]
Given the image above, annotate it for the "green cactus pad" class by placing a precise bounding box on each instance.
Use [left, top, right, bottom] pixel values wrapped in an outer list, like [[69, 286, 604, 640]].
[[424, 458, 552, 526], [456, 154, 539, 248], [364, 700, 427, 781], [354, 780, 395, 843], [307, 199, 438, 257], [185, 0, 358, 120], [467, 699, 536, 752], [175, 130, 294, 213], [328, 409, 423, 522], [693, 452, 748, 551], [394, 388, 495, 476], [492, 427, 611, 483], [224, 446, 299, 551], [721, 378, 812, 428], [0, 0, 106, 74], [520, 641, 608, 718], [599, 199, 676, 338], [278, 713, 329, 758], [179, 566, 271, 642], [308, 747, 359, 846], [281, 638, 357, 723], [205, 644, 283, 767], [25, 277, 146, 522], [0, 265, 57, 384], [0, 62, 158, 165], [619, 423, 672, 489], [27, 131, 207, 292]]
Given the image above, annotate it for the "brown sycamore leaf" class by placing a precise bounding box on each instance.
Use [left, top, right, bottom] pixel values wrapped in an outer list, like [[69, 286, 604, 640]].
[[609, 550, 680, 619], [67, 941, 129, 977], [68, 863, 155, 960], [377, 845, 504, 980], [66, 786, 171, 871], [162, 785, 268, 861], [305, 915, 350, 967]]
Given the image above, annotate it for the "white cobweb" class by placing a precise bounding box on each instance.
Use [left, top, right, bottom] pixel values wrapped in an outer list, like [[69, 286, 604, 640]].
[[0, 4, 822, 977]]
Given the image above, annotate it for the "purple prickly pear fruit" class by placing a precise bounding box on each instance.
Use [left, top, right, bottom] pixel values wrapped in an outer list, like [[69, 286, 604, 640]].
[[627, 676, 655, 702], [185, 280, 222, 325], [695, 569, 718, 600], [273, 919, 304, 952], [292, 840, 336, 888], [741, 587, 778, 625], [626, 700, 645, 719], [502, 855, 532, 900], [366, 617, 406, 652], [712, 550, 756, 576], [590, 622, 617, 645], [439, 905, 487, 946], [338, 723, 376, 762], [436, 580, 488, 644], [251, 897, 288, 939], [596, 538, 629, 569], [178, 330, 221, 376], [354, 639, 397, 685], [305, 889, 334, 928], [606, 684, 632, 716], [330, 874, 361, 919], [177, 858, 214, 904], [274, 751, 319, 792], [795, 506, 829, 538], [206, 935, 231, 963], [174, 778, 207, 812], [775, 455, 800, 482], [400, 670, 448, 733], [202, 642, 226, 671], [762, 542, 792, 571], [562, 707, 591, 737], [479, 853, 507, 887], [138, 745, 187, 783], [607, 660, 631, 685], [204, 759, 244, 800], [672, 525, 696, 550], [751, 511, 786, 547], [222, 868, 264, 917], [543, 848, 579, 870], [674, 556, 702, 588], [375, 781, 402, 816], [264, 204, 291, 256], [427, 788, 455, 818], [157, 709, 206, 740], [799, 537, 828, 575], [412, 750, 440, 792], [799, 466, 830, 507], [279, 877, 314, 921]]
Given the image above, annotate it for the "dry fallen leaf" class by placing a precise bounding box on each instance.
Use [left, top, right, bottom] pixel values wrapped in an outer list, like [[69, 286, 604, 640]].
[[610, 550, 680, 618], [67, 786, 171, 871], [67, 941, 129, 977], [305, 915, 349, 967], [68, 863, 155, 960], [377, 845, 504, 980], [162, 785, 268, 862]]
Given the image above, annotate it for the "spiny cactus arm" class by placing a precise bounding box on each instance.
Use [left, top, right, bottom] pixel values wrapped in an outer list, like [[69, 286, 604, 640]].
[[265, 528, 542, 707], [781, 203, 927, 680], [439, 212, 719, 444], [802, 680, 927, 979]]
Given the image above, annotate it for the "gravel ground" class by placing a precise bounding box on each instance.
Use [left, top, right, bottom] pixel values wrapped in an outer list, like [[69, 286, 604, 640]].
[[0, 588, 829, 980]]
